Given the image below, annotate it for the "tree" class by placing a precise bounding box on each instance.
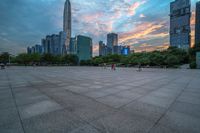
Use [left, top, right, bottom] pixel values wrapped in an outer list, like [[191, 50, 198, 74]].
[[0, 52, 9, 64], [41, 54, 54, 64], [15, 53, 31, 65], [62, 54, 79, 65], [165, 55, 180, 67]]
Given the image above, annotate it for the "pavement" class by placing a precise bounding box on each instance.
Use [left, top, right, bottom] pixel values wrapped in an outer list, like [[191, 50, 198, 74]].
[[0, 66, 200, 133]]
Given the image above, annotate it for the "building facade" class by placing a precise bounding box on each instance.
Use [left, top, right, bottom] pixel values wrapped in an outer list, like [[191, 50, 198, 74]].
[[99, 41, 107, 56], [107, 33, 118, 52], [121, 46, 131, 55], [27, 31, 66, 55], [69, 37, 77, 55], [195, 1, 200, 48], [170, 0, 191, 49], [76, 35, 93, 62], [63, 0, 71, 54]]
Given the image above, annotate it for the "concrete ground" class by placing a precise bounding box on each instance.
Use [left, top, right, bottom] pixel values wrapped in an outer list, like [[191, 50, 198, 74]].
[[0, 66, 200, 133]]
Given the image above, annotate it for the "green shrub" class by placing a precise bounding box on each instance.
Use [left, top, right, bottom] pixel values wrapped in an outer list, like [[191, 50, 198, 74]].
[[190, 61, 196, 69]]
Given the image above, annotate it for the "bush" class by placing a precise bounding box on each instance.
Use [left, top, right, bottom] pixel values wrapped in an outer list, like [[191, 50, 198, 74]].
[[190, 61, 196, 69]]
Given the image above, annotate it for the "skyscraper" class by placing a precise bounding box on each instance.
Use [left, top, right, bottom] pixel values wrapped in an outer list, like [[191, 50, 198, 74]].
[[107, 33, 118, 48], [63, 0, 71, 54], [76, 35, 93, 62], [107, 33, 118, 54], [195, 1, 200, 48], [99, 41, 107, 56], [170, 0, 191, 49]]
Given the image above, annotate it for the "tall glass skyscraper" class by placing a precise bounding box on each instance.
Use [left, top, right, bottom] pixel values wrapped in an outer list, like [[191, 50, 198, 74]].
[[195, 1, 200, 48], [170, 0, 191, 49], [63, 0, 71, 54]]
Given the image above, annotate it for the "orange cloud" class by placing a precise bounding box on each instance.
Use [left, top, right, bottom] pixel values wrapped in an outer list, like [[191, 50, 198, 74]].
[[134, 43, 169, 52], [119, 22, 167, 43], [128, 1, 146, 16]]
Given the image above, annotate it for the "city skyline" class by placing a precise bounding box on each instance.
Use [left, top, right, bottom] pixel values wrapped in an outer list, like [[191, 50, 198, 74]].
[[0, 0, 199, 56]]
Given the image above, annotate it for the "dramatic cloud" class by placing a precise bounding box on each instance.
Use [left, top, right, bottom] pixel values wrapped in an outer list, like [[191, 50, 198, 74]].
[[0, 0, 199, 55]]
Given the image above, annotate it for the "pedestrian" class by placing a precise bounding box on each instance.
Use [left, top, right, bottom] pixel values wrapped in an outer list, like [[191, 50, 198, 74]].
[[138, 63, 142, 72], [103, 63, 106, 69], [111, 64, 114, 70]]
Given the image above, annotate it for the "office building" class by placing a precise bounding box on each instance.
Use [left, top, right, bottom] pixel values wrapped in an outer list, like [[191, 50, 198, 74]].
[[170, 0, 191, 49], [63, 0, 71, 53], [69, 37, 77, 55], [107, 33, 118, 53], [99, 41, 107, 56], [195, 1, 200, 48], [76, 35, 93, 61], [27, 47, 32, 54], [34, 31, 67, 56], [35, 44, 43, 54], [121, 46, 131, 55]]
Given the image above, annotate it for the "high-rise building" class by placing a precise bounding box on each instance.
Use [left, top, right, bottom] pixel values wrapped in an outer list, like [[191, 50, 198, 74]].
[[63, 0, 71, 53], [59, 31, 67, 55], [107, 33, 118, 54], [69, 37, 77, 55], [107, 33, 118, 51], [27, 47, 32, 54], [35, 44, 43, 54], [170, 0, 191, 49], [40, 31, 66, 55], [121, 46, 131, 55], [113, 45, 123, 55], [195, 1, 200, 48], [76, 35, 92, 62], [99, 41, 107, 56]]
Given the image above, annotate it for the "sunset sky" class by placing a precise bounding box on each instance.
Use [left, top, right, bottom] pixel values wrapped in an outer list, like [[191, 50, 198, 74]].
[[0, 0, 199, 55]]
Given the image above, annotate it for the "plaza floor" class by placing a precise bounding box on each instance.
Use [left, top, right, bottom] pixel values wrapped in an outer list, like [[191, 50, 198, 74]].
[[0, 66, 200, 133]]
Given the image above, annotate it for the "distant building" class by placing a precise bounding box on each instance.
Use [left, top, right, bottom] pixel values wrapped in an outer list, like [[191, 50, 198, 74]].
[[63, 0, 71, 53], [69, 37, 77, 55], [28, 31, 66, 55], [113, 45, 123, 55], [121, 46, 131, 55], [76, 35, 93, 62], [35, 44, 43, 54], [27, 47, 32, 54], [99, 41, 107, 56], [195, 1, 200, 48], [31, 46, 35, 54], [170, 0, 191, 49], [107, 33, 118, 53]]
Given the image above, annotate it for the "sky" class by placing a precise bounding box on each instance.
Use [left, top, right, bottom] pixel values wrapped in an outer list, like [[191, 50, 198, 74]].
[[0, 0, 199, 56]]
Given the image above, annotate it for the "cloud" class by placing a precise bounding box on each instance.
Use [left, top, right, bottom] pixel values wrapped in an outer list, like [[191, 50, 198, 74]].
[[128, 0, 146, 16], [119, 21, 167, 43]]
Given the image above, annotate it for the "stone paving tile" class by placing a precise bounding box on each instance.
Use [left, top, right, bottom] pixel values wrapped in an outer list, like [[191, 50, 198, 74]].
[[148, 124, 178, 133], [121, 101, 166, 122], [22, 109, 86, 133], [96, 95, 134, 108], [0, 121, 24, 133], [0, 89, 13, 100], [138, 95, 175, 108], [0, 98, 16, 110], [69, 124, 100, 133], [158, 111, 200, 133], [177, 94, 200, 105], [0, 108, 20, 126], [91, 111, 155, 133], [19, 100, 63, 119], [169, 101, 200, 118]]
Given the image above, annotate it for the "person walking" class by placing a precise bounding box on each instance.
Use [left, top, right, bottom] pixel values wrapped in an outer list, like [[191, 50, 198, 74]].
[[138, 63, 142, 72]]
